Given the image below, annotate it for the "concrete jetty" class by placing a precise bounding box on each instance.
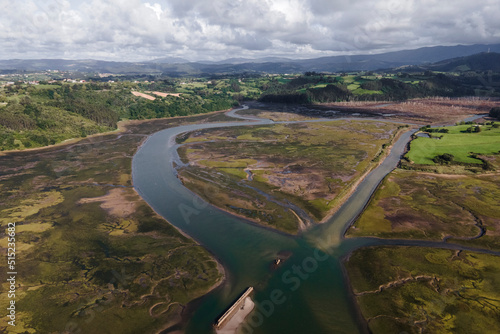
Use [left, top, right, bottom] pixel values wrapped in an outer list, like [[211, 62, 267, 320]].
[[215, 287, 254, 330]]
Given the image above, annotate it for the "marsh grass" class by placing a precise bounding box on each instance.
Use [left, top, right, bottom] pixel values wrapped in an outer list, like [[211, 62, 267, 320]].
[[346, 246, 500, 334], [348, 170, 500, 251], [0, 113, 227, 333], [177, 118, 400, 233]]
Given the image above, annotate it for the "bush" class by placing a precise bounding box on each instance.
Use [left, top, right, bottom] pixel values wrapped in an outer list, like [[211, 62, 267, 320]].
[[433, 153, 455, 164], [360, 80, 382, 91], [466, 125, 481, 133], [490, 107, 500, 120], [483, 160, 496, 171]]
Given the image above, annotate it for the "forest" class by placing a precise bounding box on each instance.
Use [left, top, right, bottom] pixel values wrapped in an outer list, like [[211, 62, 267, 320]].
[[0, 69, 498, 151], [0, 81, 236, 150]]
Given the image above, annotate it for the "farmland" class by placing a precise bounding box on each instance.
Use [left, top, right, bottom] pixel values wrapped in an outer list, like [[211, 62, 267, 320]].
[[405, 122, 500, 166], [1, 68, 499, 333]]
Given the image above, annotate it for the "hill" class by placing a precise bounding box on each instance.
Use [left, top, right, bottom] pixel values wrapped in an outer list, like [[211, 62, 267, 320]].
[[1, 44, 499, 75], [418, 52, 500, 72]]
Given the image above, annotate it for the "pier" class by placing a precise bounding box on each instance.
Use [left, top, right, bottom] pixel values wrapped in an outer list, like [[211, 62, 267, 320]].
[[215, 287, 254, 329]]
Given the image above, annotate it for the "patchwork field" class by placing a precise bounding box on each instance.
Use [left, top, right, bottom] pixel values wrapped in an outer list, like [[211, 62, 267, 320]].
[[347, 170, 500, 251], [0, 112, 230, 333], [177, 115, 405, 234], [345, 246, 500, 334]]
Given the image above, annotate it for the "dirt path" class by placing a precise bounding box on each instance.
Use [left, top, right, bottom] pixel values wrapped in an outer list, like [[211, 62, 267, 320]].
[[145, 91, 182, 98], [132, 91, 156, 100]]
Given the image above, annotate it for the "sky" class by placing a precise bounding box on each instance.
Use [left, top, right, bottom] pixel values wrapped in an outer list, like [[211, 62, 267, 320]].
[[1, 0, 499, 62]]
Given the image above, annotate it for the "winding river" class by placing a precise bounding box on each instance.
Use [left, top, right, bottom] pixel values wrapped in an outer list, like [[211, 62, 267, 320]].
[[131, 105, 490, 334]]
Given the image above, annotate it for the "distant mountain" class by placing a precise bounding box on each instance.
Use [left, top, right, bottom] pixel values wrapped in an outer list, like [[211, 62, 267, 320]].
[[147, 56, 190, 64], [414, 52, 500, 72], [1, 44, 499, 75], [0, 59, 154, 73], [292, 44, 500, 72], [197, 57, 295, 65]]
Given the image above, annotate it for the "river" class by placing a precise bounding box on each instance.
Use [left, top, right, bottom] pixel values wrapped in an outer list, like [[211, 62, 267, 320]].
[[131, 105, 471, 334]]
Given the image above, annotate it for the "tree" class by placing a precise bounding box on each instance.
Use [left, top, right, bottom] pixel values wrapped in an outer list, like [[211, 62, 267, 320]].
[[466, 125, 481, 133], [23, 104, 41, 120], [230, 80, 241, 93], [489, 107, 500, 120]]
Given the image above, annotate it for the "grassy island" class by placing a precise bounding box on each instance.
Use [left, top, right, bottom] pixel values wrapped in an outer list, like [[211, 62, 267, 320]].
[[177, 114, 404, 234]]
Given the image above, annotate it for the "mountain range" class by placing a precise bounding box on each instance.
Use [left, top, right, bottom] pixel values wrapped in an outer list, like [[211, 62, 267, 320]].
[[0, 43, 499, 75]]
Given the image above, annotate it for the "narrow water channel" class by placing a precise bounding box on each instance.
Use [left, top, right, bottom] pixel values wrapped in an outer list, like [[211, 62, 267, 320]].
[[131, 106, 414, 333]]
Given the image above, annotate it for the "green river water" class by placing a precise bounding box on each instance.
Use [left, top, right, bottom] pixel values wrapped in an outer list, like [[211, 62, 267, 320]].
[[132, 107, 415, 334]]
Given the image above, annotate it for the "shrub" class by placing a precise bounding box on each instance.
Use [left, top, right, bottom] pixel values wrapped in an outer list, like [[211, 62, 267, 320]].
[[490, 107, 500, 120], [433, 153, 455, 164]]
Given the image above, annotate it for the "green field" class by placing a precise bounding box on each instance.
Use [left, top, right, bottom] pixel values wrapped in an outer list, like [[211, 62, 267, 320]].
[[406, 123, 500, 165], [352, 88, 383, 95], [345, 246, 500, 334]]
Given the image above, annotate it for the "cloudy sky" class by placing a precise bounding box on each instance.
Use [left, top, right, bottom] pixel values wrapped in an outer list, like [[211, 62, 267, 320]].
[[1, 0, 499, 61]]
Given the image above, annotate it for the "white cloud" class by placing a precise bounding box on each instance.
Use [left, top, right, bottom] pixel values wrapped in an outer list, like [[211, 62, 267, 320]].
[[0, 0, 498, 61], [145, 2, 164, 20]]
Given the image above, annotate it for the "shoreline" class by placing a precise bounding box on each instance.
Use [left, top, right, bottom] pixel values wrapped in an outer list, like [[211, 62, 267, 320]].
[[338, 126, 416, 238], [176, 172, 300, 237], [339, 252, 371, 334], [319, 125, 412, 225], [340, 242, 500, 334], [176, 112, 413, 235], [131, 187, 227, 294]]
